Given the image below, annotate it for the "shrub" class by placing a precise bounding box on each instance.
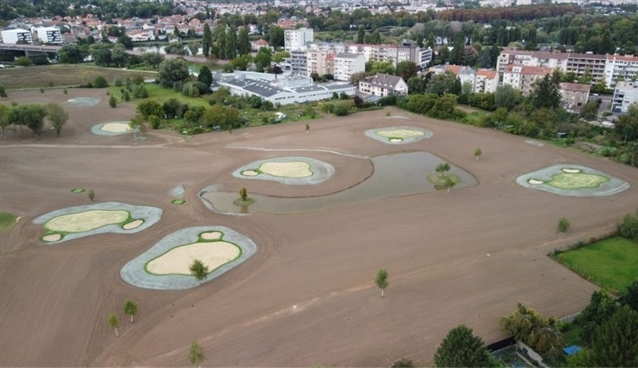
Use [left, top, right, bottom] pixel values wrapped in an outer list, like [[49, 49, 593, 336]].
[[133, 84, 149, 99], [15, 57, 32, 67], [618, 210, 638, 241], [39, 87, 44, 94], [558, 217, 570, 233], [94, 76, 108, 88], [88, 189, 95, 201], [123, 90, 131, 101], [333, 101, 351, 116], [132, 75, 145, 85], [148, 115, 161, 129], [0, 85, 6, 98], [113, 77, 123, 87], [109, 95, 117, 108], [62, 88, 67, 95]]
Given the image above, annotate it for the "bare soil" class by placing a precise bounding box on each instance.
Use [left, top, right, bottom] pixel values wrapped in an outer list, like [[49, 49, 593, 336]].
[[1, 91, 638, 367]]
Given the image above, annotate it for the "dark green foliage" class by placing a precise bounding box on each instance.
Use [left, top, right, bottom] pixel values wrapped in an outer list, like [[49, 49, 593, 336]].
[[138, 101, 163, 119], [5, 104, 47, 137], [202, 23, 212, 57], [163, 98, 183, 118], [584, 306, 638, 367], [158, 58, 190, 88], [189, 259, 209, 282], [389, 358, 414, 368], [558, 217, 570, 233], [133, 84, 149, 99], [619, 280, 638, 312], [618, 210, 638, 241], [494, 85, 520, 111], [530, 73, 562, 110], [237, 27, 250, 56], [141, 52, 165, 69], [616, 104, 638, 142], [333, 101, 351, 116], [0, 85, 6, 98], [197, 66, 213, 90], [577, 290, 619, 346], [58, 43, 89, 64], [375, 269, 389, 296], [433, 325, 498, 367], [88, 189, 95, 201], [94, 76, 108, 88], [108, 95, 117, 108]]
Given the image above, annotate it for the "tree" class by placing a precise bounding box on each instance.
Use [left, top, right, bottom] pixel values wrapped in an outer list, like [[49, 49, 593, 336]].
[[396, 61, 418, 82], [225, 28, 237, 60], [94, 76, 108, 88], [129, 114, 146, 139], [58, 43, 89, 64], [444, 176, 456, 193], [530, 74, 562, 110], [197, 66, 213, 90], [433, 325, 498, 367], [580, 101, 599, 121], [237, 27, 250, 56], [141, 52, 165, 69], [577, 290, 619, 346], [474, 148, 482, 161], [0, 85, 6, 98], [239, 187, 248, 201], [618, 210, 638, 241], [158, 58, 190, 88], [107, 313, 119, 337], [357, 26, 365, 44], [111, 44, 128, 67], [615, 104, 638, 142], [585, 306, 638, 367], [375, 269, 389, 297], [5, 104, 47, 137], [188, 340, 206, 368], [109, 95, 117, 108], [90, 44, 112, 67], [558, 217, 570, 233], [306, 123, 310, 134], [123, 299, 138, 323], [619, 280, 638, 312], [268, 26, 284, 48], [88, 189, 95, 201], [494, 85, 519, 111], [46, 103, 68, 138], [138, 101, 163, 119], [189, 259, 209, 282], [202, 23, 213, 57], [254, 48, 272, 72], [500, 303, 563, 355]]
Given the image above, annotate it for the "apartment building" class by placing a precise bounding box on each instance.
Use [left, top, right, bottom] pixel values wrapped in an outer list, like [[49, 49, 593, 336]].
[[475, 69, 499, 93], [307, 50, 332, 77], [604, 54, 638, 87], [359, 73, 408, 97], [306, 41, 432, 68], [502, 65, 553, 96], [0, 29, 33, 44], [284, 27, 313, 52], [289, 50, 308, 76], [333, 53, 365, 82], [612, 81, 638, 113], [565, 53, 607, 83], [559, 82, 590, 112], [33, 26, 62, 44]]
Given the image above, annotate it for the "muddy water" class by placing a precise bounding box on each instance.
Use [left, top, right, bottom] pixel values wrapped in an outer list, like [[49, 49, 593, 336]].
[[201, 152, 477, 215]]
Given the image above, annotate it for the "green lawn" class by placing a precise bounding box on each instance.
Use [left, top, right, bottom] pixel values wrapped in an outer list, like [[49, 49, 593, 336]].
[[0, 212, 18, 234], [554, 237, 638, 292], [109, 83, 210, 108]]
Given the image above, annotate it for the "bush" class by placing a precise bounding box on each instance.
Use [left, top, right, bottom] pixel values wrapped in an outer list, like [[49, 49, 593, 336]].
[[618, 210, 638, 241], [133, 84, 149, 99], [558, 217, 570, 233], [113, 77, 123, 87], [62, 88, 67, 95], [15, 57, 32, 67], [333, 101, 351, 116], [94, 76, 108, 88], [148, 115, 161, 129], [88, 189, 95, 201], [109, 95, 117, 108]]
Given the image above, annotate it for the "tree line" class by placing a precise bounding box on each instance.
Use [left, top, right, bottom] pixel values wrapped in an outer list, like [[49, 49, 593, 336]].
[[0, 101, 69, 139]]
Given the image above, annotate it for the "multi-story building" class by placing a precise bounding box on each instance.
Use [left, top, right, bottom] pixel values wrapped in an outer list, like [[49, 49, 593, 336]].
[[445, 65, 476, 90], [1, 29, 33, 44], [289, 50, 308, 76], [333, 53, 365, 82], [306, 41, 432, 68], [612, 81, 638, 113], [502, 65, 553, 96], [565, 53, 607, 83], [497, 49, 534, 74], [475, 69, 499, 93], [604, 54, 638, 87], [559, 82, 590, 112], [33, 26, 62, 44], [359, 73, 408, 97], [284, 27, 313, 52], [307, 50, 331, 77]]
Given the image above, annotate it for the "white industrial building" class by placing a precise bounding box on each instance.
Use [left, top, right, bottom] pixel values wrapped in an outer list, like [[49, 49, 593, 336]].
[[284, 27, 314, 52], [1, 29, 33, 44], [612, 81, 638, 113], [215, 71, 355, 105], [33, 26, 62, 44]]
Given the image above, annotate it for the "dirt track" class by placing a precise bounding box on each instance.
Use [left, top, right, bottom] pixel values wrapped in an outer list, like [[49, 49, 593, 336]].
[[1, 91, 637, 367]]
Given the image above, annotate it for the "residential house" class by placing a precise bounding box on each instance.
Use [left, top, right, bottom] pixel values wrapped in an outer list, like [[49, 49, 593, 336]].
[[475, 69, 499, 93], [359, 73, 408, 97], [502, 65, 553, 96], [559, 82, 590, 112]]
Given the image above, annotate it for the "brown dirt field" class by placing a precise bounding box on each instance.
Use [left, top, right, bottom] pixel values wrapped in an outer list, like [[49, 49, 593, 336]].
[[1, 93, 638, 367], [0, 64, 155, 90]]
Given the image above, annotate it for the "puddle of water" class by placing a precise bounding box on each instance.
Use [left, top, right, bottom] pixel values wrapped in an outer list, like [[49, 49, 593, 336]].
[[201, 152, 477, 215]]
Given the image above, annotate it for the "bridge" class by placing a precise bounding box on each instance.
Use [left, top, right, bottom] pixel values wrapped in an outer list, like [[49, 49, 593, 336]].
[[0, 44, 62, 53]]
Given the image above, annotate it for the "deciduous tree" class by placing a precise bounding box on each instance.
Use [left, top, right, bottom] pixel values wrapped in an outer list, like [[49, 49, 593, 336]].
[[433, 325, 498, 367], [375, 269, 389, 297], [108, 313, 119, 337], [188, 340, 206, 368], [46, 103, 69, 138], [123, 299, 138, 322], [190, 259, 209, 283]]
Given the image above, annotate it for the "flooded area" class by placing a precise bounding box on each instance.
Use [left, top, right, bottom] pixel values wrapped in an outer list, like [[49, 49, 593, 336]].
[[200, 152, 477, 215]]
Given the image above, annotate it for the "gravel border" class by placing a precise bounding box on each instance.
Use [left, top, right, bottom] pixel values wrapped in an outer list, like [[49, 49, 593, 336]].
[[67, 97, 101, 107], [32, 202, 163, 244], [365, 126, 433, 145], [91, 122, 136, 136], [120, 226, 258, 290], [232, 156, 334, 185], [170, 184, 185, 197], [516, 164, 630, 197]]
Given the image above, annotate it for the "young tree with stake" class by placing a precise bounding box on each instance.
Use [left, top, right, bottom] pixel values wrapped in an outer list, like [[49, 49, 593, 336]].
[[475, 148, 482, 161], [376, 269, 389, 297], [123, 299, 138, 322], [189, 340, 206, 368], [108, 313, 119, 337]]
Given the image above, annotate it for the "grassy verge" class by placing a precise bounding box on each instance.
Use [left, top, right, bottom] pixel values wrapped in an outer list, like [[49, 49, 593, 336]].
[[0, 212, 18, 234], [108, 83, 210, 108], [553, 237, 638, 292]]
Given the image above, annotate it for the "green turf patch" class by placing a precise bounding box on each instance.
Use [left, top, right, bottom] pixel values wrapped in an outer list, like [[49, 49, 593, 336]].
[[427, 173, 461, 190], [70, 188, 85, 193], [171, 199, 186, 205], [144, 231, 243, 276], [553, 237, 638, 292], [545, 172, 609, 189], [233, 198, 255, 206], [0, 212, 18, 234]]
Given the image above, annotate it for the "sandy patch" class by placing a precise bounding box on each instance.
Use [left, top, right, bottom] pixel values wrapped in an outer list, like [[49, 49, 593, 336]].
[[43, 234, 62, 242], [45, 210, 129, 233], [529, 179, 544, 185], [389, 138, 402, 143], [242, 170, 259, 176], [377, 129, 425, 139], [146, 242, 240, 275], [123, 219, 144, 230], [101, 123, 132, 133], [201, 231, 222, 240], [259, 162, 312, 178], [562, 168, 581, 174]]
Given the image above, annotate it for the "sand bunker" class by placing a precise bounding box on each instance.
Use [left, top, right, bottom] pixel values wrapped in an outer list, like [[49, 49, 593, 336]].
[[123, 219, 144, 230], [259, 161, 312, 178], [101, 122, 132, 133], [67, 97, 100, 107], [529, 179, 544, 185], [45, 210, 129, 233], [242, 170, 259, 176], [389, 138, 402, 143], [201, 231, 222, 240], [562, 168, 581, 174], [146, 242, 240, 275], [43, 234, 62, 242], [376, 129, 425, 139]]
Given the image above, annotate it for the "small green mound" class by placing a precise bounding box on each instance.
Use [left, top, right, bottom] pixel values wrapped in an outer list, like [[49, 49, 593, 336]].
[[0, 212, 18, 234], [171, 199, 186, 205], [71, 188, 85, 193], [233, 198, 255, 206], [427, 173, 461, 190], [545, 173, 609, 189]]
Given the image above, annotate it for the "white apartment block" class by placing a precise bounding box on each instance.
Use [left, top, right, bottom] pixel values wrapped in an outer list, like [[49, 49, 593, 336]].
[[284, 27, 313, 52], [1, 29, 33, 44], [33, 26, 62, 44], [289, 50, 308, 76], [475, 69, 499, 94], [333, 53, 366, 82], [306, 41, 432, 68], [612, 81, 638, 113], [502, 65, 553, 96], [605, 55, 638, 87]]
